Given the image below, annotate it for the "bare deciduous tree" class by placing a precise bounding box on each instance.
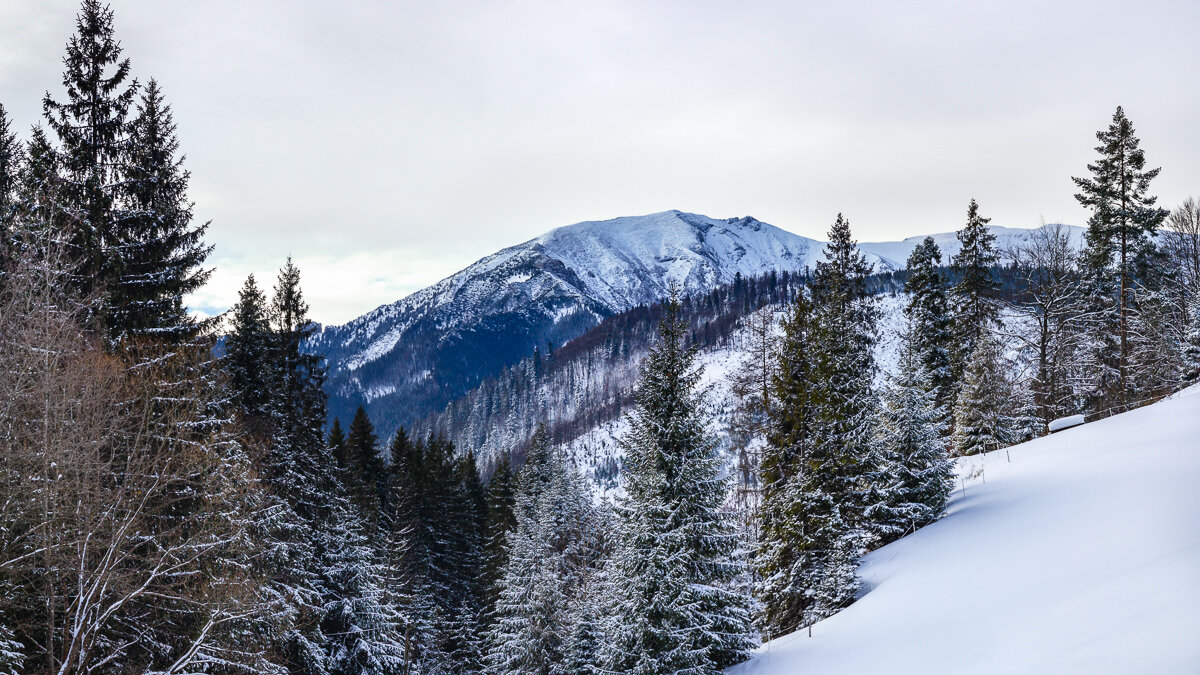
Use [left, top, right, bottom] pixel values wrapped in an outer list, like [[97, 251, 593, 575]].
[[0, 241, 279, 675]]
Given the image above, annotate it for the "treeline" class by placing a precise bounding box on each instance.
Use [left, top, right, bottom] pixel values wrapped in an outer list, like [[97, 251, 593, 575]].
[[749, 106, 1199, 640], [0, 3, 474, 673]]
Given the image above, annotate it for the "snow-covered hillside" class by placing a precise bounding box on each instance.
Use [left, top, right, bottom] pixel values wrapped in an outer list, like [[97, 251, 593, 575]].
[[859, 223, 1086, 269], [562, 294, 910, 498], [729, 385, 1200, 675]]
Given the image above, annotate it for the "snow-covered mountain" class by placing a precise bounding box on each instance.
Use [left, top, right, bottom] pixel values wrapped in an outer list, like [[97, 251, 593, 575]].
[[729, 384, 1200, 675], [311, 210, 887, 433], [310, 211, 1080, 437], [858, 223, 1086, 269]]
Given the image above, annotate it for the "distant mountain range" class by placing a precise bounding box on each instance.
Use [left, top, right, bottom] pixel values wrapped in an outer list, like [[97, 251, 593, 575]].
[[309, 210, 1084, 438]]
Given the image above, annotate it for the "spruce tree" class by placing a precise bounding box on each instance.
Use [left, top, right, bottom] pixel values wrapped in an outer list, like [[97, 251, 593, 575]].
[[867, 320, 954, 545], [41, 0, 138, 304], [604, 294, 755, 673], [754, 290, 816, 635], [0, 102, 19, 233], [346, 406, 383, 517], [111, 78, 211, 343], [225, 274, 274, 428], [950, 199, 1000, 381], [320, 447, 406, 675], [481, 455, 517, 624], [484, 428, 602, 674], [952, 331, 1011, 456], [792, 214, 878, 628], [328, 417, 348, 465], [904, 236, 955, 415], [1073, 106, 1170, 410]]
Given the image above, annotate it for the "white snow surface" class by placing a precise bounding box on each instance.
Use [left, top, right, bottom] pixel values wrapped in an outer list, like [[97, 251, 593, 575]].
[[729, 384, 1200, 675], [858, 223, 1086, 269]]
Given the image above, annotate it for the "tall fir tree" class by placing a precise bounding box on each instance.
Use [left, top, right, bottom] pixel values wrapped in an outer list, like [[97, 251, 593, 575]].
[[866, 319, 955, 545], [791, 214, 878, 628], [950, 199, 1000, 382], [481, 455, 517, 627], [754, 290, 817, 635], [346, 406, 383, 518], [904, 236, 955, 416], [110, 78, 211, 343], [225, 274, 274, 429], [0, 103, 19, 235], [41, 0, 138, 305], [1184, 288, 1200, 384], [951, 331, 1011, 456], [1072, 106, 1170, 411], [604, 295, 755, 673], [328, 417, 348, 464], [484, 427, 603, 674]]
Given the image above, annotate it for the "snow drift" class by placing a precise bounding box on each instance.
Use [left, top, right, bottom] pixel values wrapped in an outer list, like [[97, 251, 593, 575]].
[[730, 385, 1200, 674]]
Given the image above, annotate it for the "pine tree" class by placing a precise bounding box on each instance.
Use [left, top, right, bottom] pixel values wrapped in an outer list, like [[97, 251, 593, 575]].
[[952, 331, 1011, 456], [225, 274, 274, 429], [320, 447, 406, 675], [484, 428, 602, 674], [0, 103, 19, 238], [867, 320, 954, 545], [110, 79, 211, 343], [41, 0, 138, 305], [950, 199, 1000, 382], [346, 406, 383, 518], [604, 294, 755, 673], [754, 290, 816, 635], [13, 127, 67, 254], [329, 417, 348, 465], [791, 214, 878, 628], [481, 456, 517, 624], [904, 236, 955, 415], [1073, 106, 1170, 411], [261, 258, 337, 673]]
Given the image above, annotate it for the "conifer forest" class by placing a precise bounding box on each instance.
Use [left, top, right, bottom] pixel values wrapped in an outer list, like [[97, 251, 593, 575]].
[[1, 2, 1198, 674]]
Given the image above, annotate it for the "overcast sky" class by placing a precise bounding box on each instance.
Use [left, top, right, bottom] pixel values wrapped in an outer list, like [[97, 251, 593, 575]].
[[1, 1, 1197, 324]]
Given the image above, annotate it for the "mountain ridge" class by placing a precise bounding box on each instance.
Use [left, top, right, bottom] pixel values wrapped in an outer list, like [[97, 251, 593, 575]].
[[310, 210, 1084, 438]]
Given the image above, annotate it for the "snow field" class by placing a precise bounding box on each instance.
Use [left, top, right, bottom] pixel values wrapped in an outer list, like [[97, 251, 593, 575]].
[[730, 384, 1200, 674]]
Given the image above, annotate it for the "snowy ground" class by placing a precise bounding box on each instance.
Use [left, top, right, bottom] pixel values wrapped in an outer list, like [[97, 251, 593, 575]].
[[730, 384, 1200, 675]]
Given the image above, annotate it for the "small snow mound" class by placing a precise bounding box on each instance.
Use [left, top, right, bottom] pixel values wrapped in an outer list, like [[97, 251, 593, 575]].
[[1047, 414, 1086, 433]]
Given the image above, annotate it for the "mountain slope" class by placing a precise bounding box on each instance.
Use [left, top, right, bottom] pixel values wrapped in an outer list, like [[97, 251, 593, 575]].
[[310, 211, 1083, 439], [729, 385, 1200, 675], [858, 223, 1086, 269], [310, 211, 889, 435]]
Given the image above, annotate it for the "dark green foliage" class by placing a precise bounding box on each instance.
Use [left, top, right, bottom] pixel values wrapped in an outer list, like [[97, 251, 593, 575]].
[[867, 320, 955, 544], [328, 417, 348, 466], [756, 214, 879, 636], [755, 290, 816, 634], [346, 406, 383, 518], [1073, 106, 1171, 411], [484, 426, 604, 673], [109, 79, 211, 343], [0, 103, 18, 230], [904, 236, 955, 415], [41, 0, 138, 304], [386, 429, 487, 671], [226, 274, 274, 426], [950, 199, 1000, 380]]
